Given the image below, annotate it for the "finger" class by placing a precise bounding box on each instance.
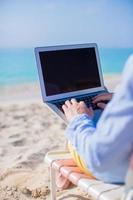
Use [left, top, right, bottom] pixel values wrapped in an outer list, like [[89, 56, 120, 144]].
[[79, 101, 86, 106], [62, 104, 68, 113], [92, 94, 109, 103], [92, 93, 107, 100], [65, 100, 71, 107], [88, 106, 93, 112], [97, 102, 106, 109], [87, 106, 94, 117], [71, 98, 78, 105], [79, 101, 88, 108]]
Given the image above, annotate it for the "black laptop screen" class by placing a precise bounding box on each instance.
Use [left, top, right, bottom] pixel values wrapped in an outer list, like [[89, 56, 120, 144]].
[[39, 47, 101, 96]]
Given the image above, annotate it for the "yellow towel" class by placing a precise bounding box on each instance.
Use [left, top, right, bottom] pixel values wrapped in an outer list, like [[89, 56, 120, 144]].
[[68, 142, 95, 178]]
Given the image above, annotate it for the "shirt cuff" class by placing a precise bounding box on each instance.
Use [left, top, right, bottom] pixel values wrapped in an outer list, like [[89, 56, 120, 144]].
[[67, 114, 94, 130], [65, 113, 95, 149]]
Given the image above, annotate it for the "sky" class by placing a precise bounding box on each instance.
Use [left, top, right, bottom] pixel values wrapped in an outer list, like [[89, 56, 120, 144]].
[[0, 0, 133, 48]]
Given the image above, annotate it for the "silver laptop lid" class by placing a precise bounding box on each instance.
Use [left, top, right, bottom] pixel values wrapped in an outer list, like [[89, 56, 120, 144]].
[[35, 43, 105, 101]]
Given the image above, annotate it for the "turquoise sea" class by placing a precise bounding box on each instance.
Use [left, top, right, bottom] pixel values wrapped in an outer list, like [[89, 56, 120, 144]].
[[0, 48, 133, 86]]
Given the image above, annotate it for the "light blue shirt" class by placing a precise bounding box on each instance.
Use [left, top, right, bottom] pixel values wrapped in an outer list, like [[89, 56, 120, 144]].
[[65, 55, 133, 184]]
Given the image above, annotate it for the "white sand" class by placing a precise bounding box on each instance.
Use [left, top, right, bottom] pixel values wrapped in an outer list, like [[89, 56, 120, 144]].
[[0, 74, 121, 200]]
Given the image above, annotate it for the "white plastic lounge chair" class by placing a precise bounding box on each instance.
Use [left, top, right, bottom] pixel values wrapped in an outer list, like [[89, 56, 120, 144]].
[[45, 150, 133, 200]]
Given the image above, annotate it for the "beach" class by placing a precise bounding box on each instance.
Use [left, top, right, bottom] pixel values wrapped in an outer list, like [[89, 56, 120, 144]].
[[0, 74, 121, 200]]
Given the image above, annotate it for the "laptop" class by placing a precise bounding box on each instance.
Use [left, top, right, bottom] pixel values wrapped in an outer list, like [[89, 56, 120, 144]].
[[35, 43, 108, 123]]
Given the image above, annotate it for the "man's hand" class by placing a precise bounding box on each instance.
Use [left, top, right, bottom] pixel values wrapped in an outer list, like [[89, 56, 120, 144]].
[[62, 98, 94, 123], [92, 93, 113, 109]]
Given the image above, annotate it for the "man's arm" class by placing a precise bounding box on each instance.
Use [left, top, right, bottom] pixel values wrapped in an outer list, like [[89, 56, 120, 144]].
[[63, 54, 133, 176]]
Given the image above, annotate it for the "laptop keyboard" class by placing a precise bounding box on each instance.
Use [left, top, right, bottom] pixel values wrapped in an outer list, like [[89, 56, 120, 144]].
[[53, 94, 106, 111]]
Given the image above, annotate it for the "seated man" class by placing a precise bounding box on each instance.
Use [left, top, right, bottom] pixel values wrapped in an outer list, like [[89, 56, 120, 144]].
[[57, 54, 133, 189]]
